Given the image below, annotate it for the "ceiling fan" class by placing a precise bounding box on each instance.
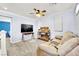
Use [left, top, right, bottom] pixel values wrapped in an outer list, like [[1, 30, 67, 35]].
[[29, 8, 46, 17]]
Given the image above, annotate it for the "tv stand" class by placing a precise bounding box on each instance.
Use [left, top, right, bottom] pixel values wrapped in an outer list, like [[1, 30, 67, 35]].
[[22, 32, 34, 41]]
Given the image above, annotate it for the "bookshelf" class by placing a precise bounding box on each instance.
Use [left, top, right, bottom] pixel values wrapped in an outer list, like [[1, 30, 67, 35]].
[[38, 27, 50, 41]]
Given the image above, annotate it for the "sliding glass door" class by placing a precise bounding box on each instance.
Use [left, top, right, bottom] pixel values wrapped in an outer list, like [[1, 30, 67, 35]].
[[0, 16, 11, 37]]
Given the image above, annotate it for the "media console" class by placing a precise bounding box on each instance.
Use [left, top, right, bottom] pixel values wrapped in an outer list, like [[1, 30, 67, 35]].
[[22, 32, 34, 41]]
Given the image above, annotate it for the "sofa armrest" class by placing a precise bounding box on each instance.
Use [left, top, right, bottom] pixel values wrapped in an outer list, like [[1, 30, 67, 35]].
[[38, 42, 59, 56]]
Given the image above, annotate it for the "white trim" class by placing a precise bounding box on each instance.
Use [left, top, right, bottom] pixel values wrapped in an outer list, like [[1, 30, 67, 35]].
[[0, 15, 11, 22], [0, 30, 7, 56]]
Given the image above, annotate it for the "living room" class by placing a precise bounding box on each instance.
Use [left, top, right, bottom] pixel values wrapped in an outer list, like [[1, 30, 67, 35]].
[[0, 3, 79, 56]]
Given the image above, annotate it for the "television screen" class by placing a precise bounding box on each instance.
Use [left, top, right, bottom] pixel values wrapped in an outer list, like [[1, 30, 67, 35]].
[[21, 24, 33, 32]]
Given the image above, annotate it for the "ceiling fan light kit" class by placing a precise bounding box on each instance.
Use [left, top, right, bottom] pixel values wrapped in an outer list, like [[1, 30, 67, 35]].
[[30, 8, 46, 17], [36, 14, 41, 17]]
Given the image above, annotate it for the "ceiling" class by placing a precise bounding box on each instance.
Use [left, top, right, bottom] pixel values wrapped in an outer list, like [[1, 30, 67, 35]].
[[0, 3, 76, 19]]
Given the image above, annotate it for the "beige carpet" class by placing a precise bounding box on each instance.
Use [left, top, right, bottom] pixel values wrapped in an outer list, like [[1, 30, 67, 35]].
[[7, 41, 38, 56]]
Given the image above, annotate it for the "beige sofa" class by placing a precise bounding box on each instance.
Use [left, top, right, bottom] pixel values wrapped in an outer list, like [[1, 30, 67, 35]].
[[38, 32, 79, 56]]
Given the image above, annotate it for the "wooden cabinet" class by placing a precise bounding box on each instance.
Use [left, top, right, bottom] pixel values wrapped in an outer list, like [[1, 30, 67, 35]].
[[38, 27, 50, 41]]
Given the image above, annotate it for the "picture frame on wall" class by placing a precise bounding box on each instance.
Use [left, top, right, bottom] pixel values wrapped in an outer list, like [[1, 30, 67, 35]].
[[54, 15, 63, 32]]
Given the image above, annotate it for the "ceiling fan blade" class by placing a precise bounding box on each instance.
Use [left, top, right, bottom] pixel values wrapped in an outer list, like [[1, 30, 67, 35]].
[[32, 8, 46, 17], [29, 13, 34, 14], [36, 10, 40, 14], [42, 10, 46, 12], [34, 8, 37, 11]]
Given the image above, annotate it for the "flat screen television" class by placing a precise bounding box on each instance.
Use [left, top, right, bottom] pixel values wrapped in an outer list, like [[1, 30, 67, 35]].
[[21, 24, 33, 32]]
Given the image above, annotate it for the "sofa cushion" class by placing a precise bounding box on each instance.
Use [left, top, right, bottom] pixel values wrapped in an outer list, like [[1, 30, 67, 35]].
[[60, 32, 76, 45], [55, 35, 62, 40], [58, 38, 79, 56], [66, 45, 79, 56]]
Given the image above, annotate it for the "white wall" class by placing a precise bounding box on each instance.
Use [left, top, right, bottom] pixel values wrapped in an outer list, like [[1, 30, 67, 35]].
[[62, 9, 76, 33], [76, 15, 79, 35], [36, 9, 77, 38], [0, 10, 36, 43], [11, 16, 36, 43]]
